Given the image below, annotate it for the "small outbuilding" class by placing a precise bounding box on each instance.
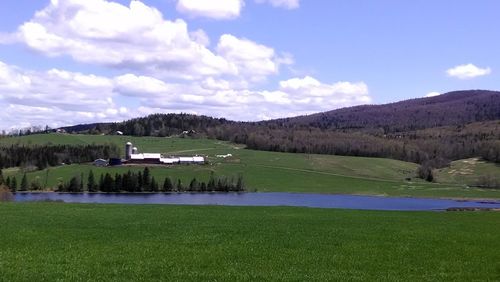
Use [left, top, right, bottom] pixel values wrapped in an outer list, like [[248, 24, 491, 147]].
[[94, 159, 109, 167]]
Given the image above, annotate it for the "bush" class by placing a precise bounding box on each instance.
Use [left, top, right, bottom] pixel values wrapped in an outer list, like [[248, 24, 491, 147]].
[[0, 185, 13, 202], [475, 174, 500, 189], [417, 164, 434, 182]]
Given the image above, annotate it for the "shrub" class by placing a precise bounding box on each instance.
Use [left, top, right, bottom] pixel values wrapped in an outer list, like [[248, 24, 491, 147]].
[[0, 185, 14, 202]]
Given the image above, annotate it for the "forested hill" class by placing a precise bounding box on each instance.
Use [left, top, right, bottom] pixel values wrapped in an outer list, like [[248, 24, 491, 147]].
[[64, 90, 500, 135], [262, 90, 500, 133], [59, 90, 500, 166]]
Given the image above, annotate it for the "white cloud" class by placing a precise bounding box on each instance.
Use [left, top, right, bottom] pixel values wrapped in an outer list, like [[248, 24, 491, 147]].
[[176, 0, 244, 20], [123, 75, 371, 121], [217, 34, 290, 81], [0, 61, 134, 129], [425, 91, 440, 98], [4, 0, 288, 83], [446, 64, 491, 79], [0, 62, 372, 127], [175, 0, 299, 20], [255, 0, 300, 9]]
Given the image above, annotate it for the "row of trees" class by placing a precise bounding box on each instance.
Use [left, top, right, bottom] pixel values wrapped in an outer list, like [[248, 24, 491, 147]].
[[0, 144, 120, 170], [57, 168, 245, 193], [0, 168, 245, 193]]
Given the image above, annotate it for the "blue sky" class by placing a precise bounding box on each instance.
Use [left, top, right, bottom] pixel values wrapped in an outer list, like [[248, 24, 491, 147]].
[[0, 0, 498, 130]]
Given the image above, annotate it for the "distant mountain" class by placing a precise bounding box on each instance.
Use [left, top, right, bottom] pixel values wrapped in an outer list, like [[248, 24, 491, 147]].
[[263, 90, 500, 133]]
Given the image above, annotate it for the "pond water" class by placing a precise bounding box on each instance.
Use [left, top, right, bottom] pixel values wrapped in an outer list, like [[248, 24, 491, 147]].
[[13, 192, 500, 211]]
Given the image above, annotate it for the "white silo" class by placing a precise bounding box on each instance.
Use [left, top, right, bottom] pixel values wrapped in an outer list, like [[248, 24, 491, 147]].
[[132, 147, 138, 154], [125, 142, 133, 160]]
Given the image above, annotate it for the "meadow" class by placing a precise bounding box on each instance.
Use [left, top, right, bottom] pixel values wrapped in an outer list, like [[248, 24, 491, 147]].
[[2, 134, 500, 199], [0, 203, 499, 281]]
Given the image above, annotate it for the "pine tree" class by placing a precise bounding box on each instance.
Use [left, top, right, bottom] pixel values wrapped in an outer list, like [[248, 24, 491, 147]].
[[102, 173, 114, 193], [20, 173, 28, 191], [189, 178, 199, 192], [236, 175, 244, 191], [177, 179, 183, 192], [208, 173, 216, 191], [99, 174, 104, 191], [11, 177, 17, 192], [66, 176, 79, 192], [143, 167, 151, 190], [79, 173, 84, 192], [114, 174, 122, 192], [87, 170, 96, 192], [0, 169, 4, 185], [151, 177, 159, 192], [163, 177, 173, 192], [5, 176, 11, 189]]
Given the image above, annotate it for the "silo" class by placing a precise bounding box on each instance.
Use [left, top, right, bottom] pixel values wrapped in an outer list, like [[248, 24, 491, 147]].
[[125, 142, 133, 160], [132, 147, 138, 154]]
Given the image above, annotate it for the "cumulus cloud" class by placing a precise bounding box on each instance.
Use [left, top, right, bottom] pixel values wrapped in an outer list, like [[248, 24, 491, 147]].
[[175, 0, 299, 20], [121, 75, 371, 120], [0, 61, 131, 129], [217, 34, 291, 81], [255, 0, 300, 9], [446, 64, 491, 79], [0, 60, 372, 128], [176, 0, 244, 20], [3, 0, 286, 83]]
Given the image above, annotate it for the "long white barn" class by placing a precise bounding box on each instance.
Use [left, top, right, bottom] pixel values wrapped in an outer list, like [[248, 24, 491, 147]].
[[125, 142, 205, 165]]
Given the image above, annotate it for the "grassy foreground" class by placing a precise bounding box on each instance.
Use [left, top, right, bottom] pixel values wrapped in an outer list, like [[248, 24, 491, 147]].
[[1, 203, 499, 281]]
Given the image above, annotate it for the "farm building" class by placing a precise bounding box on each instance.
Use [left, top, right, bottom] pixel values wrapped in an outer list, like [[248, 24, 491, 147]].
[[124, 142, 205, 165], [93, 159, 108, 167]]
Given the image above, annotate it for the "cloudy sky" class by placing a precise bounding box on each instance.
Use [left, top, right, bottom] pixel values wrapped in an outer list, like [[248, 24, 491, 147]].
[[0, 0, 498, 130]]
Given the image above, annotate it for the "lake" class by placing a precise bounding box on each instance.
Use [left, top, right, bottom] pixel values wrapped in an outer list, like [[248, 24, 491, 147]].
[[13, 192, 500, 211]]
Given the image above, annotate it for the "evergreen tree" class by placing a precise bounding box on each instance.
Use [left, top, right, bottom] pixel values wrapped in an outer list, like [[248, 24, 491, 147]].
[[20, 173, 28, 191], [208, 173, 216, 191], [236, 175, 244, 191], [87, 170, 97, 192], [11, 177, 17, 192], [114, 174, 123, 192], [189, 178, 199, 192], [99, 174, 104, 191], [137, 171, 143, 192], [163, 177, 173, 192], [102, 173, 114, 193], [5, 176, 11, 189], [143, 167, 151, 190], [80, 173, 84, 192], [0, 169, 4, 185], [177, 179, 183, 192], [151, 176, 159, 192], [66, 176, 80, 192]]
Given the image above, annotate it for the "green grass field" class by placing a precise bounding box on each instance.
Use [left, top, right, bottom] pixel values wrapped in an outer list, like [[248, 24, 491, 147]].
[[0, 203, 499, 281], [2, 134, 500, 199]]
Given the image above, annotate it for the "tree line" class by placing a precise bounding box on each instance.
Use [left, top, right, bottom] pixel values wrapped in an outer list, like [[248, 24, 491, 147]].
[[59, 168, 245, 193], [0, 168, 245, 193], [0, 144, 120, 170]]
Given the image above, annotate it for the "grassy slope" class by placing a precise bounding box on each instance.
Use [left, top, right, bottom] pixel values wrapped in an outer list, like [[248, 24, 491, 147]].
[[0, 203, 499, 281], [435, 158, 500, 185], [2, 134, 500, 199]]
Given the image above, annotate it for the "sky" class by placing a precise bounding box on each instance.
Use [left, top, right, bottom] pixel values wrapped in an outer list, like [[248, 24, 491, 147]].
[[0, 0, 498, 130]]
